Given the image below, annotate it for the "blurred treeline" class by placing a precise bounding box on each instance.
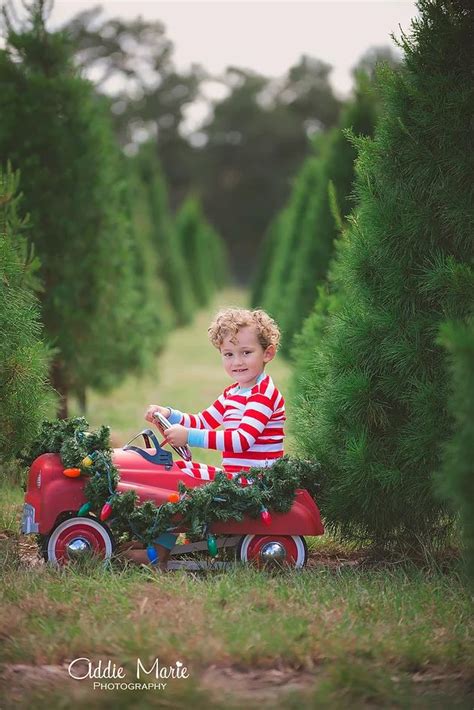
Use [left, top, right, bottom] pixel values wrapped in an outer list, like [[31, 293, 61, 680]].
[[62, 6, 401, 282]]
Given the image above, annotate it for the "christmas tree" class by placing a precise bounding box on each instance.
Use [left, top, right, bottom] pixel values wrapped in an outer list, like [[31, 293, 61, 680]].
[[175, 197, 226, 306], [127, 159, 174, 338], [278, 73, 379, 356], [0, 165, 52, 460], [438, 319, 474, 579], [260, 158, 321, 322], [290, 0, 473, 547], [250, 212, 287, 309], [134, 148, 195, 326], [0, 2, 159, 416]]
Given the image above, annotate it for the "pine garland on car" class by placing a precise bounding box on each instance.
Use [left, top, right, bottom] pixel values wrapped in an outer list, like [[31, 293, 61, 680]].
[[22, 418, 321, 545]]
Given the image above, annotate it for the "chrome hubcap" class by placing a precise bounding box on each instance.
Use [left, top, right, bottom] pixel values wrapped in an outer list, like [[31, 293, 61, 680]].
[[260, 541, 287, 564], [66, 537, 92, 559]]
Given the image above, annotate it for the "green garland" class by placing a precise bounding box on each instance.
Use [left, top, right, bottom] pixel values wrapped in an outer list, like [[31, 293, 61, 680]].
[[23, 418, 321, 546]]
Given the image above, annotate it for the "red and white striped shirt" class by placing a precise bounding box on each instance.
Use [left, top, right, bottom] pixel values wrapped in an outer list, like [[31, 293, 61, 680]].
[[169, 373, 285, 473]]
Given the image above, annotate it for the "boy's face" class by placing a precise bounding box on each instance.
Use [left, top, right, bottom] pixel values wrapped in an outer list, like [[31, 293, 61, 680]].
[[220, 326, 275, 388]]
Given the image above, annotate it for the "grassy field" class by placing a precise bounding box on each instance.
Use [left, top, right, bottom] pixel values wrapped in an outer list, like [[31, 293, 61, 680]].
[[0, 289, 472, 708]]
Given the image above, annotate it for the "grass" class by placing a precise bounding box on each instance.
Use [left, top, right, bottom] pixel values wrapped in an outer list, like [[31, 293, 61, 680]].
[[1, 288, 473, 707], [0, 553, 472, 707]]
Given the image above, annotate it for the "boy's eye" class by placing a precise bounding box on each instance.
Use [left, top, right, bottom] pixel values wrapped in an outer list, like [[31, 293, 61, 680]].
[[223, 353, 232, 357]]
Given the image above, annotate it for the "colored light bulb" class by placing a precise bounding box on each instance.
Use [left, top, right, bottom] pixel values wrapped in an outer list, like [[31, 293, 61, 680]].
[[260, 507, 272, 526], [82, 451, 100, 469], [63, 468, 81, 478], [240, 476, 248, 487], [168, 492, 180, 503], [100, 501, 113, 521], [207, 534, 218, 557], [78, 502, 92, 516], [146, 545, 159, 564]]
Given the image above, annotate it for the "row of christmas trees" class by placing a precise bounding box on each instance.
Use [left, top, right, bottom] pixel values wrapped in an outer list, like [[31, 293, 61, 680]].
[[252, 0, 473, 565], [0, 4, 227, 461]]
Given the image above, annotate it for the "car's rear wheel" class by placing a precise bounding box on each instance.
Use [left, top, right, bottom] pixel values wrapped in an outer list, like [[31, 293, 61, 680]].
[[44, 516, 114, 566], [237, 534, 308, 568]]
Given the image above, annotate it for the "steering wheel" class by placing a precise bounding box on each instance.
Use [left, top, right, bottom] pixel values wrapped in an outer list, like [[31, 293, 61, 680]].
[[153, 411, 192, 462]]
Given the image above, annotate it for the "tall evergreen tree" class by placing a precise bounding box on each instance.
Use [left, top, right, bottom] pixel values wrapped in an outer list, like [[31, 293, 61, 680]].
[[275, 74, 379, 356], [291, 0, 473, 547], [80, 163, 167, 399], [205, 221, 229, 289], [0, 165, 53, 460], [260, 159, 322, 323], [250, 213, 284, 309], [127, 159, 175, 329], [0, 3, 160, 415], [437, 319, 474, 579], [134, 147, 195, 326], [290, 281, 342, 403], [175, 196, 226, 306]]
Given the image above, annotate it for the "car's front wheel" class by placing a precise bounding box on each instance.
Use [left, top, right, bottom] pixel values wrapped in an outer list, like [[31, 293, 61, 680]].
[[44, 516, 114, 566]]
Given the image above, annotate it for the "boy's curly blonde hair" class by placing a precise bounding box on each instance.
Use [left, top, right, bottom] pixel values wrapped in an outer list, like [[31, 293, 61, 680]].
[[208, 308, 281, 351]]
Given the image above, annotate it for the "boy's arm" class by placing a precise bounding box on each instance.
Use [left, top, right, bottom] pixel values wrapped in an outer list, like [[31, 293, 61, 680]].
[[187, 391, 282, 452], [168, 393, 226, 430]]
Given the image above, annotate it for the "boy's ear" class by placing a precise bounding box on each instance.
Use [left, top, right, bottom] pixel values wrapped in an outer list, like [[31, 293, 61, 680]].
[[263, 344, 276, 363]]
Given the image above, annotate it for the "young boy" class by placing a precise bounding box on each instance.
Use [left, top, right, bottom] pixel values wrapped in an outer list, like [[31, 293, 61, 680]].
[[129, 307, 285, 571]]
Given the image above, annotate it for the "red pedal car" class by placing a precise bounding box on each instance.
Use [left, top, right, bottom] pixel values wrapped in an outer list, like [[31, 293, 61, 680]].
[[21, 428, 324, 568]]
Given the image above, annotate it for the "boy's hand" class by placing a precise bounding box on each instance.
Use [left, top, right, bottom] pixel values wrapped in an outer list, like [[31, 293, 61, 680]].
[[145, 405, 171, 424], [164, 424, 188, 447]]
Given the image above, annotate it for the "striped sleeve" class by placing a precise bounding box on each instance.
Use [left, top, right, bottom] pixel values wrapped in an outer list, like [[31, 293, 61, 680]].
[[191, 391, 274, 452], [174, 393, 226, 430]]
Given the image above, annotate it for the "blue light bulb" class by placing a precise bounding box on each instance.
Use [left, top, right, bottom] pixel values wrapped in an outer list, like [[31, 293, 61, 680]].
[[146, 545, 159, 564]]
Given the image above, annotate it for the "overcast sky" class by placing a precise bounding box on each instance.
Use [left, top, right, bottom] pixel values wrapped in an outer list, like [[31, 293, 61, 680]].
[[48, 1, 419, 97]]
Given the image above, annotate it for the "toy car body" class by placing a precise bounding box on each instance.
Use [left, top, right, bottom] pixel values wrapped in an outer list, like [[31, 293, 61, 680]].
[[21, 430, 324, 568]]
